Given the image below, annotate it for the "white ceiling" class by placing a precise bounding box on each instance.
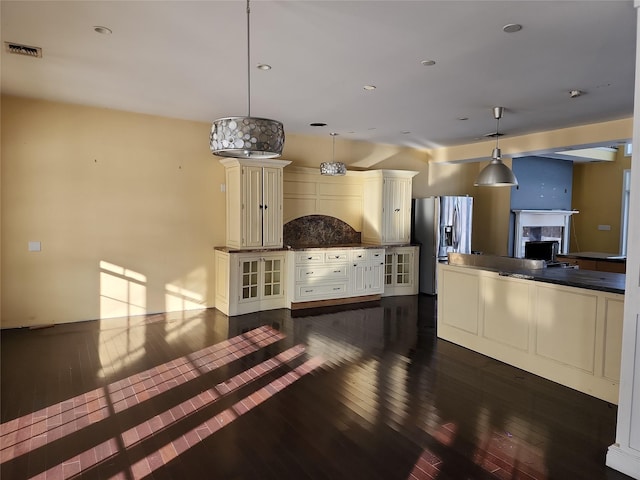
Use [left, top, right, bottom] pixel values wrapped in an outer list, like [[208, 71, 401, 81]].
[[1, 0, 636, 152]]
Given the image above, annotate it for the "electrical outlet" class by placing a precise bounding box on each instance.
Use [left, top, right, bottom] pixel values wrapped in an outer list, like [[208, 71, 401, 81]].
[[28, 241, 41, 252], [597, 225, 611, 231]]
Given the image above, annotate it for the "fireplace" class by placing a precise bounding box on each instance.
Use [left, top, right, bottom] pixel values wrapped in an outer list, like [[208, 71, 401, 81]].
[[513, 210, 578, 258]]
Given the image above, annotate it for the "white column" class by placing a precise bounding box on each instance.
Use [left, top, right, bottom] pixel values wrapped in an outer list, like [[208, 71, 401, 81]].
[[606, 2, 640, 478]]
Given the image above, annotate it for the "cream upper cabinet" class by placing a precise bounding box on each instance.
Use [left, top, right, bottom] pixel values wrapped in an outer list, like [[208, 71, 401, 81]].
[[362, 170, 418, 245], [220, 158, 291, 249]]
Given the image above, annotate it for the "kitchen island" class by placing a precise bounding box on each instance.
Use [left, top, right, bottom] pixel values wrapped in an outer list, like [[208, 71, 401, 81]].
[[437, 255, 625, 404]]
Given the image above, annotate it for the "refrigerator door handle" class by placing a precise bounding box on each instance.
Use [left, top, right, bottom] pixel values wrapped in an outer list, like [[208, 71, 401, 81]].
[[452, 204, 460, 249]]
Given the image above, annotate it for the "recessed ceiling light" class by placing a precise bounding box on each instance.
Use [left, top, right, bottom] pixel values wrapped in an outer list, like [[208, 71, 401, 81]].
[[367, 127, 377, 131], [93, 26, 112, 35], [401, 131, 411, 134], [310, 122, 327, 127], [569, 89, 584, 98], [363, 85, 376, 91], [503, 23, 522, 33], [457, 117, 469, 121], [421, 60, 436, 66], [256, 64, 271, 70]]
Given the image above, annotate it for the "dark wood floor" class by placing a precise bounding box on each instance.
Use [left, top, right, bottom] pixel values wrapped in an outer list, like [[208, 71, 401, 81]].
[[1, 295, 632, 480]]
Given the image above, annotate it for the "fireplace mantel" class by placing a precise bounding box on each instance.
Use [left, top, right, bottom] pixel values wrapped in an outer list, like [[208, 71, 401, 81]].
[[513, 209, 579, 258]]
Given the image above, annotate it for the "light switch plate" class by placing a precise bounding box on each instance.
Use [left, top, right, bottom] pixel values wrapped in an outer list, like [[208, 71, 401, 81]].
[[597, 225, 611, 231], [220, 184, 226, 192], [28, 241, 41, 252]]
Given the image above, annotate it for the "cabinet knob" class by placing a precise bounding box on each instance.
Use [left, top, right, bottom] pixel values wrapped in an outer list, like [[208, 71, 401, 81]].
[[264, 204, 268, 209]]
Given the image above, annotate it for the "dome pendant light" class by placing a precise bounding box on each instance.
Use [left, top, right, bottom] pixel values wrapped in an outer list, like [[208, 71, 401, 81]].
[[320, 133, 347, 176], [474, 106, 518, 187], [210, 0, 284, 159]]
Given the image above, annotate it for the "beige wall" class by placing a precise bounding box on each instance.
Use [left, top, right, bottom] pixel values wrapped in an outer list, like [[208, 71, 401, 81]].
[[1, 96, 224, 328], [1, 94, 631, 327], [571, 148, 632, 253]]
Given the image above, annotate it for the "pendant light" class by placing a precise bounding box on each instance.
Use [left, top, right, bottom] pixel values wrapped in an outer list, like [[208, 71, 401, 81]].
[[474, 107, 518, 187], [320, 133, 347, 176], [210, 0, 284, 159]]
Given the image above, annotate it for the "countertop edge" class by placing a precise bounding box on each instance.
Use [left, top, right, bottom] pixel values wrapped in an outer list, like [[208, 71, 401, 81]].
[[214, 244, 417, 253]]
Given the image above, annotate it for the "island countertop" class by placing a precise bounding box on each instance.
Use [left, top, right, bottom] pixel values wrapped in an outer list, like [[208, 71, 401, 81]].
[[446, 253, 625, 294], [497, 266, 625, 295]]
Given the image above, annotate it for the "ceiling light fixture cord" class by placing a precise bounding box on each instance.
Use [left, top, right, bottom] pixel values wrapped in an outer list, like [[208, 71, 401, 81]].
[[246, 0, 251, 117], [495, 113, 500, 152], [332, 133, 336, 161]]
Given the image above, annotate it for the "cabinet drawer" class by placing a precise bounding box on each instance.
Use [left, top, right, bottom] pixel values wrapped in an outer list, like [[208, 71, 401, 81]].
[[351, 249, 385, 263], [296, 265, 348, 282], [324, 251, 349, 262], [368, 249, 385, 263], [351, 250, 368, 262], [295, 252, 324, 264], [296, 283, 348, 299]]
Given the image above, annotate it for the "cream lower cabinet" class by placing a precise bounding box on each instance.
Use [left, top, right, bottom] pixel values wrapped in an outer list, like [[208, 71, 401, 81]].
[[289, 250, 350, 302], [350, 249, 385, 296], [287, 248, 385, 307], [383, 246, 419, 296], [215, 249, 286, 316], [437, 263, 624, 404]]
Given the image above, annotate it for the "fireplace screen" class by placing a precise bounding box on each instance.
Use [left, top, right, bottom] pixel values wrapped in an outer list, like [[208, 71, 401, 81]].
[[513, 210, 578, 258], [520, 226, 564, 256]]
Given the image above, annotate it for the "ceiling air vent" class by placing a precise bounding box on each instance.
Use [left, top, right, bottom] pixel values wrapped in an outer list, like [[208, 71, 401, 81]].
[[5, 42, 42, 58]]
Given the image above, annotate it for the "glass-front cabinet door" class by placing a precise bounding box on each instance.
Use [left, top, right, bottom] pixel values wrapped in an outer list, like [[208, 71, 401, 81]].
[[239, 254, 284, 304], [384, 248, 414, 287], [240, 258, 259, 300]]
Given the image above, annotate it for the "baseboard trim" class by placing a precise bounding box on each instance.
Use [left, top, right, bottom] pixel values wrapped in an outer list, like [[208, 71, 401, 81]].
[[606, 444, 640, 479], [290, 294, 381, 311]]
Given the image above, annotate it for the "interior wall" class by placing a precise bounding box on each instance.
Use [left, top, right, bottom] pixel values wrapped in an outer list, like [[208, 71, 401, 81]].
[[468, 159, 512, 256], [507, 156, 574, 255], [571, 148, 632, 253], [1, 95, 224, 328]]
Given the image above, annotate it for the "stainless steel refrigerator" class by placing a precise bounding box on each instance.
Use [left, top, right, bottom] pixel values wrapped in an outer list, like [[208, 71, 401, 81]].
[[411, 196, 473, 294]]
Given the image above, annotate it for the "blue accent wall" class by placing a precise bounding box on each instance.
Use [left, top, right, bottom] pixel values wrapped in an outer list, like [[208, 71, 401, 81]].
[[508, 156, 573, 255]]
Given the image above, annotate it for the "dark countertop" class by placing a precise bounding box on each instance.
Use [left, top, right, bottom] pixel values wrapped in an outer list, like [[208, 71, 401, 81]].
[[502, 267, 625, 294], [215, 243, 415, 253], [287, 243, 408, 251], [215, 246, 290, 253], [557, 252, 627, 263]]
